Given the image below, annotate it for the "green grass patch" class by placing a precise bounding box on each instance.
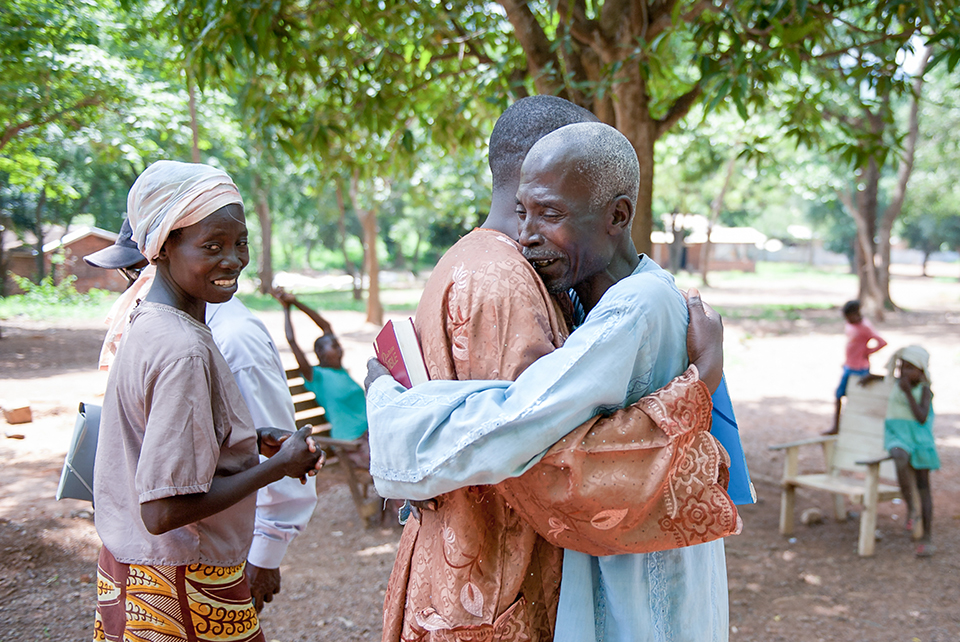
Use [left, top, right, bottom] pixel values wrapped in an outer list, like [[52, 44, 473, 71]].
[[713, 302, 834, 322], [0, 276, 116, 320], [673, 261, 856, 290]]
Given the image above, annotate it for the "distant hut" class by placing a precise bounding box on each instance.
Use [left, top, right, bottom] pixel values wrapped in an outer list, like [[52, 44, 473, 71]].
[[651, 214, 766, 273], [3, 226, 128, 294]]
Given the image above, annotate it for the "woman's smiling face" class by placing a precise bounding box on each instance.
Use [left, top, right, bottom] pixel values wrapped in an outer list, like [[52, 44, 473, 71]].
[[159, 204, 249, 306]]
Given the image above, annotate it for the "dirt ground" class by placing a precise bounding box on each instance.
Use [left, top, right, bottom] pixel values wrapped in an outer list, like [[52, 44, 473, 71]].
[[2, 269, 959, 642]]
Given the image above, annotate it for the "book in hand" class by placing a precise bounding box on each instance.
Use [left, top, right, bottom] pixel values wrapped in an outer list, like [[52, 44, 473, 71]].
[[711, 375, 756, 505], [374, 318, 430, 389]]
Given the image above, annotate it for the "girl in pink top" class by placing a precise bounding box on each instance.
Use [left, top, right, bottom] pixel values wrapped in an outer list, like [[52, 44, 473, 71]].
[[827, 299, 887, 434]]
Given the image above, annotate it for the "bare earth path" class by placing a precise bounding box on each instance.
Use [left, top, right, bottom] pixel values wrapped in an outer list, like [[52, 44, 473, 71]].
[[1, 270, 959, 642]]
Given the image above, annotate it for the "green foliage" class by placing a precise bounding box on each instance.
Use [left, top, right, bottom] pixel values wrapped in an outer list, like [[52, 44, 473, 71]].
[[712, 301, 834, 323], [3, 0, 959, 308], [0, 275, 115, 318], [9, 273, 82, 303]]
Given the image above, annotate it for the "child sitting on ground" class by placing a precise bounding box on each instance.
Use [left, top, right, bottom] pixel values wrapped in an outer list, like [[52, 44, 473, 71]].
[[826, 299, 887, 434], [883, 345, 938, 557]]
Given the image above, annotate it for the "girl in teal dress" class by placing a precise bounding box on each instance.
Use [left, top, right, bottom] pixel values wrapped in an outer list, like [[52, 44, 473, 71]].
[[884, 345, 938, 557]]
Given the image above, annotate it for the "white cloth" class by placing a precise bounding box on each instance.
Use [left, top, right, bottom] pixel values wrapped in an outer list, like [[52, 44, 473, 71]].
[[366, 257, 728, 642], [206, 297, 318, 569]]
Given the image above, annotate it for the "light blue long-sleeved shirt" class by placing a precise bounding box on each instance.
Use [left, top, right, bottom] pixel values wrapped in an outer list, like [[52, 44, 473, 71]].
[[366, 257, 728, 642]]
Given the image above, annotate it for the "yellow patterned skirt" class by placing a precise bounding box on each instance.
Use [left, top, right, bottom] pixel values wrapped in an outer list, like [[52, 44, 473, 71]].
[[94, 547, 264, 642]]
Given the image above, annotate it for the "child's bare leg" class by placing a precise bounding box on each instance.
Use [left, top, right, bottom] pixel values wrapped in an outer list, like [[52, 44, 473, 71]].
[[890, 447, 916, 520], [824, 398, 842, 435], [916, 469, 932, 543]]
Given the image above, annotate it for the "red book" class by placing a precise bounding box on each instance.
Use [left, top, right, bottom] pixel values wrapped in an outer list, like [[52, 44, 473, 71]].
[[373, 318, 430, 388]]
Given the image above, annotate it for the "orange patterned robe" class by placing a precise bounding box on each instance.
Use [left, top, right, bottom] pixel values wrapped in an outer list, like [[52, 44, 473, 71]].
[[380, 229, 737, 642]]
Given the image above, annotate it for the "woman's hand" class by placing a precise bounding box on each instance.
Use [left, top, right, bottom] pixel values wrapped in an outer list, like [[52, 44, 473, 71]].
[[257, 427, 292, 458], [271, 425, 325, 483]]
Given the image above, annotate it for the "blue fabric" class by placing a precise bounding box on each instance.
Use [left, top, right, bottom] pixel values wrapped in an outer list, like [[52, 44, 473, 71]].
[[366, 256, 728, 642], [710, 376, 755, 505], [557, 541, 728, 642], [835, 366, 870, 399]]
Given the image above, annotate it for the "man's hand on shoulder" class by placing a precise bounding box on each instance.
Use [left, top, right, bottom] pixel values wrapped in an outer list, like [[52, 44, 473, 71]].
[[245, 564, 281, 612], [684, 287, 723, 394]]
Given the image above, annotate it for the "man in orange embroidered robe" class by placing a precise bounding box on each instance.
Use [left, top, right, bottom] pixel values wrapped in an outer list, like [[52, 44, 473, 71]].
[[372, 98, 737, 642]]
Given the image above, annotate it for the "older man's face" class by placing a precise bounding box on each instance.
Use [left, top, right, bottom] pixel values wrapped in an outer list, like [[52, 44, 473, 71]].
[[515, 150, 611, 294]]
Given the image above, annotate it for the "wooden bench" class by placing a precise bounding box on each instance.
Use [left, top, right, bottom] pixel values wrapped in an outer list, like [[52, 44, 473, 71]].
[[769, 375, 919, 556], [285, 366, 383, 527]]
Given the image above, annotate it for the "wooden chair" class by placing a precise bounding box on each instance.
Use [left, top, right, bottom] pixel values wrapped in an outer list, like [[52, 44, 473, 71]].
[[769, 375, 918, 556], [285, 366, 382, 527]]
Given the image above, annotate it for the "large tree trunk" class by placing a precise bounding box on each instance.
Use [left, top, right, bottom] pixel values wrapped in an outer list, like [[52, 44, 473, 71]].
[[349, 171, 383, 326], [497, 0, 701, 259], [0, 216, 7, 297], [838, 166, 884, 320], [252, 173, 273, 294]]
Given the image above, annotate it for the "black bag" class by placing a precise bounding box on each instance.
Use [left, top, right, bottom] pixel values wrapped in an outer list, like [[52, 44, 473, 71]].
[[56, 402, 100, 503]]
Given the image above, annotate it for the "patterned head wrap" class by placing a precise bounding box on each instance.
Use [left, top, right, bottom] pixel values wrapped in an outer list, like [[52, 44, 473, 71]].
[[885, 345, 930, 383], [98, 161, 243, 370], [127, 160, 244, 263]]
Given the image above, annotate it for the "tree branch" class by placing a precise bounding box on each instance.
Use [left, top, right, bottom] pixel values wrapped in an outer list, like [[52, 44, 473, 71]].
[[0, 95, 104, 152], [821, 107, 864, 131], [647, 0, 723, 42], [497, 0, 568, 97], [655, 84, 702, 139], [556, 0, 598, 43], [802, 29, 916, 62], [881, 47, 930, 229]]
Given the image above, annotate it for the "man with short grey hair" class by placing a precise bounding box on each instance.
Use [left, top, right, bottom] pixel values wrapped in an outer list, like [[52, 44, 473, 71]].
[[368, 121, 735, 641]]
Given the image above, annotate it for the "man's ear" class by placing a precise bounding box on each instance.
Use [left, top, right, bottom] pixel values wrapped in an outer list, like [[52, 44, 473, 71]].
[[607, 196, 633, 235]]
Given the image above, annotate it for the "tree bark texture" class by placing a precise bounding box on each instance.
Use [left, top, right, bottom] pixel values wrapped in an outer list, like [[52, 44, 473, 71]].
[[495, 0, 703, 257], [253, 173, 273, 294], [33, 189, 48, 284], [349, 171, 383, 325], [876, 49, 929, 307]]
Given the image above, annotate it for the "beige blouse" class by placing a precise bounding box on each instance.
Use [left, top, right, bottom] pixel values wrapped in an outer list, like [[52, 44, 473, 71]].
[[94, 302, 259, 566]]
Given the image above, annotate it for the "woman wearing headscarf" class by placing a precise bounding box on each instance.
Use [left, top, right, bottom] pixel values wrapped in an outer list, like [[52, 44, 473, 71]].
[[92, 161, 324, 642], [883, 345, 939, 557]]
